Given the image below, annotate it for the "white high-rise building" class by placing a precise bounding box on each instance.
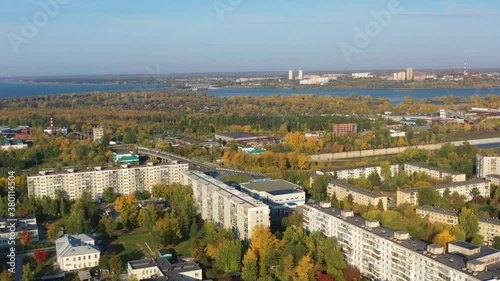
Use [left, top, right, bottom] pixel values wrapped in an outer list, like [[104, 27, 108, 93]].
[[303, 202, 500, 281], [27, 162, 189, 201], [477, 154, 500, 178], [288, 70, 294, 80], [298, 70, 304, 80], [181, 171, 270, 240]]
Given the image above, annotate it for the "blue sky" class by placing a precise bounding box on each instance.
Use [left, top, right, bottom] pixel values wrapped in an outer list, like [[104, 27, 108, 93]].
[[0, 0, 499, 76]]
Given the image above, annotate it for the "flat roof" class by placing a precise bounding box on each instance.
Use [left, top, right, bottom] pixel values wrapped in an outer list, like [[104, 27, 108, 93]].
[[240, 180, 304, 195], [305, 202, 500, 280], [329, 179, 386, 199], [185, 171, 268, 209], [405, 162, 464, 175], [27, 162, 187, 177], [486, 174, 500, 179], [215, 132, 267, 139], [417, 205, 500, 226]]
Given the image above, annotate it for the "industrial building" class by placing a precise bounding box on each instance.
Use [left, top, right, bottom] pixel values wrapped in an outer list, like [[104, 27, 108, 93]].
[[303, 202, 500, 281], [240, 179, 305, 224], [180, 171, 270, 240], [27, 162, 189, 201], [215, 132, 269, 145]]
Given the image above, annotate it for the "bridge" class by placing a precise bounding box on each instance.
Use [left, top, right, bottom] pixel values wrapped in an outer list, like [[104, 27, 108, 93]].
[[136, 146, 265, 177]]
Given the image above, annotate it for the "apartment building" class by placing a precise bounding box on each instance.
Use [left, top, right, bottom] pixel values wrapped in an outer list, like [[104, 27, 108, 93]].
[[396, 180, 491, 206], [316, 164, 399, 181], [404, 163, 467, 182], [56, 234, 100, 271], [303, 202, 500, 281], [477, 154, 500, 178], [0, 214, 39, 246], [332, 123, 357, 136], [485, 174, 500, 186], [27, 162, 189, 201], [416, 205, 500, 245], [92, 126, 104, 141], [180, 171, 270, 240], [127, 257, 203, 281], [327, 179, 387, 210]]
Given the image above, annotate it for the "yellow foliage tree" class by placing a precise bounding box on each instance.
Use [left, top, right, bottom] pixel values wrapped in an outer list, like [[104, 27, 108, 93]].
[[295, 254, 313, 281], [432, 229, 456, 250], [114, 194, 137, 212], [249, 225, 281, 260]]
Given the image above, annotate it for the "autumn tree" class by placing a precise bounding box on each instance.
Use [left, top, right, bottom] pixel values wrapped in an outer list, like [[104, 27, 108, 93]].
[[114, 194, 137, 212], [46, 222, 61, 239], [343, 266, 361, 281], [34, 249, 48, 265], [20, 231, 33, 246], [295, 254, 313, 281], [432, 229, 456, 250], [0, 270, 14, 281], [152, 217, 182, 246]]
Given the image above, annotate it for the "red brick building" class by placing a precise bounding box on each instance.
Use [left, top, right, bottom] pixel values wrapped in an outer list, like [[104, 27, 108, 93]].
[[332, 123, 357, 136]]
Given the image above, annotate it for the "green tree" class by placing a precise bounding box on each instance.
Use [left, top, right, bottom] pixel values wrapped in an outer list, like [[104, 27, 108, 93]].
[[241, 250, 258, 281], [367, 172, 382, 187], [100, 216, 118, 237], [109, 254, 123, 276], [138, 205, 160, 232], [311, 174, 329, 200], [417, 187, 441, 206], [493, 236, 500, 250], [47, 222, 61, 239], [102, 187, 116, 203], [458, 207, 479, 241], [324, 238, 346, 281], [64, 200, 85, 234], [215, 239, 242, 273], [152, 217, 182, 246], [22, 263, 34, 281]]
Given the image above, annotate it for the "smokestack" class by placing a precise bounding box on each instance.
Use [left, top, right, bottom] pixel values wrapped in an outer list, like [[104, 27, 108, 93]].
[[50, 117, 55, 136]]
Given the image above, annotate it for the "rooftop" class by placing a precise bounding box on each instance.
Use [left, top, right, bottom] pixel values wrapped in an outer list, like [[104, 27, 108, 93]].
[[306, 202, 500, 280], [185, 171, 268, 209], [329, 179, 386, 199], [215, 131, 267, 140], [240, 179, 304, 195], [28, 162, 187, 177], [417, 205, 500, 226], [405, 162, 464, 175], [56, 234, 99, 258]]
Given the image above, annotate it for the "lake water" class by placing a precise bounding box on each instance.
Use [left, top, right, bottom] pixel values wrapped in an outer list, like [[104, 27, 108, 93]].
[[0, 82, 497, 104]]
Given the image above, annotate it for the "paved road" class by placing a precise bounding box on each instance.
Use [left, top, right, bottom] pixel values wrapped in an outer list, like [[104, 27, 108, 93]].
[[137, 146, 265, 177], [15, 253, 28, 281]]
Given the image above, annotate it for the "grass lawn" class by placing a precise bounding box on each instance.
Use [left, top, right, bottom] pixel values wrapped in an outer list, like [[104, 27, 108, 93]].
[[219, 174, 253, 183], [173, 239, 192, 257], [106, 228, 162, 262]]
